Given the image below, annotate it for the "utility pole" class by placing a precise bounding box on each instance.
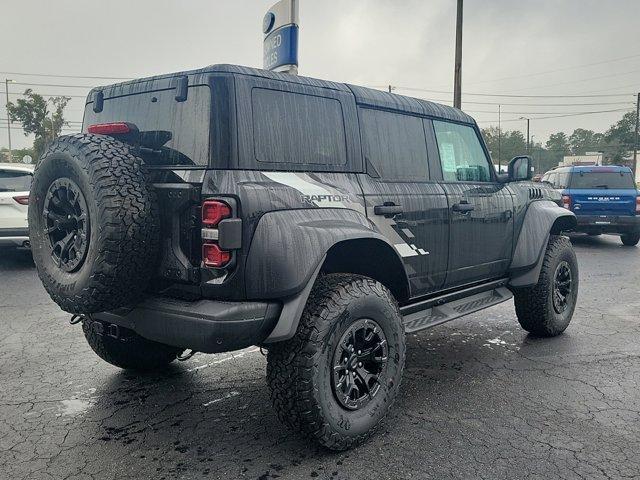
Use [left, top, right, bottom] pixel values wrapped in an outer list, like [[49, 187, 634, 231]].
[[497, 104, 501, 172], [4, 79, 13, 162], [633, 92, 639, 181], [388, 85, 393, 93], [453, 0, 463, 109], [520, 117, 530, 154]]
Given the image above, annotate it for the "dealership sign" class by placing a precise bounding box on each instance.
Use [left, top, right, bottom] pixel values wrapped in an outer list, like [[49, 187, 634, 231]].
[[263, 0, 299, 74]]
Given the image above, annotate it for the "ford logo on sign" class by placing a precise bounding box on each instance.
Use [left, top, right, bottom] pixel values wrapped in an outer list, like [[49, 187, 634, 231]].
[[263, 12, 275, 34]]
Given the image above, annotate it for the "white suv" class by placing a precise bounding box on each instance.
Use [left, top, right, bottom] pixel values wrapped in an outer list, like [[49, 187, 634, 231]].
[[0, 163, 34, 248]]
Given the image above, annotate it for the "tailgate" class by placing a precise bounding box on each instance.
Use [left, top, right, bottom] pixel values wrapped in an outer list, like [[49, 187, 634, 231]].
[[570, 189, 637, 216]]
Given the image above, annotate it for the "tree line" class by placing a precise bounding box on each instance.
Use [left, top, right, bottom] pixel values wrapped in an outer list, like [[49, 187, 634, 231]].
[[482, 111, 637, 174]]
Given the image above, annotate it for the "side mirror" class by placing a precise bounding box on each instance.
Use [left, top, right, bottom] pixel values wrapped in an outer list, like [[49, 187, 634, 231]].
[[508, 156, 534, 182]]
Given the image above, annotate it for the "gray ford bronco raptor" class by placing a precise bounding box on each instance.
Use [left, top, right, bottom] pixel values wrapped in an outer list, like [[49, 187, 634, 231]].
[[29, 64, 578, 450]]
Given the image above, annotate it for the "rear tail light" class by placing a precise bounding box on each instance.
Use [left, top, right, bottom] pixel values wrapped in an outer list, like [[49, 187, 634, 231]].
[[87, 122, 132, 135], [201, 199, 232, 268], [636, 196, 640, 214], [13, 195, 29, 205], [562, 195, 572, 210], [202, 200, 231, 227], [202, 243, 231, 268]]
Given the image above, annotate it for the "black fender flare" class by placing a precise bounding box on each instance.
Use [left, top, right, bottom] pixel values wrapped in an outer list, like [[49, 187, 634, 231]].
[[244, 208, 408, 343], [509, 200, 576, 287]]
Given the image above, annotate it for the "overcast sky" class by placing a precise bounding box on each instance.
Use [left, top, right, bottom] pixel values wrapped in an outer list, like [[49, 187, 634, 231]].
[[2, 0, 639, 152]]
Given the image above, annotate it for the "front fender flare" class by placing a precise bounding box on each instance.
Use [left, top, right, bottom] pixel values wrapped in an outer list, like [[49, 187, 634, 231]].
[[509, 200, 576, 287]]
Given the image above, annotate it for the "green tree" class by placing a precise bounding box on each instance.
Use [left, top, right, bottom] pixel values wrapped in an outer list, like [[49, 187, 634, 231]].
[[603, 111, 636, 163], [6, 89, 70, 159], [568, 128, 604, 155], [481, 127, 527, 167]]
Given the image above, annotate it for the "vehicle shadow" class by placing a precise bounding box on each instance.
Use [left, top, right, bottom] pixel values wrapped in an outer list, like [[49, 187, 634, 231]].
[[70, 319, 570, 479], [0, 247, 34, 270], [568, 233, 628, 249]]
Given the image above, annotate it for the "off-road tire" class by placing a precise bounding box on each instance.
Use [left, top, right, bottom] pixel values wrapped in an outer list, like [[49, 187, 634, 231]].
[[513, 235, 579, 337], [29, 134, 159, 314], [82, 317, 183, 371], [266, 274, 406, 451], [620, 233, 640, 246]]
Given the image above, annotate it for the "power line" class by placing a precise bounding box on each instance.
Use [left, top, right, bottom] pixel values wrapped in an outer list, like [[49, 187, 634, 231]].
[[13, 82, 94, 89], [467, 108, 634, 115], [0, 90, 88, 98], [391, 86, 635, 99], [476, 108, 633, 123], [502, 68, 640, 93], [464, 54, 640, 86], [0, 71, 132, 81]]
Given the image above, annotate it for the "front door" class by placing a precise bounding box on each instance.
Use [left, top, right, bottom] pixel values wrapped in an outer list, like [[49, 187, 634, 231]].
[[431, 120, 514, 287]]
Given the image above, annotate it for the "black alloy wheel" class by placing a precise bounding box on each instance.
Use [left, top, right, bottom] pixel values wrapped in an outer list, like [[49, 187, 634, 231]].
[[552, 260, 572, 314], [43, 177, 90, 272], [332, 318, 388, 411]]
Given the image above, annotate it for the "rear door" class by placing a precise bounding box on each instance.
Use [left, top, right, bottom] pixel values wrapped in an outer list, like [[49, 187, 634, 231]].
[[430, 120, 514, 287], [568, 169, 637, 216], [0, 168, 32, 234], [358, 108, 449, 297]]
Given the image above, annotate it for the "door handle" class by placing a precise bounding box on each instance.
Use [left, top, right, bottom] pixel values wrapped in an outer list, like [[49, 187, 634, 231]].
[[452, 202, 475, 213], [374, 204, 403, 217]]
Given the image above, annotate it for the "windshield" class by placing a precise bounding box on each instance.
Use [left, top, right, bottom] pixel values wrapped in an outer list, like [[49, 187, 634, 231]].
[[0, 170, 32, 192], [569, 170, 636, 189]]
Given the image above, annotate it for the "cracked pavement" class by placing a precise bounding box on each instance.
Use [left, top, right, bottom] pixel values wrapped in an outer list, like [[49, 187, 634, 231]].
[[1, 234, 639, 480]]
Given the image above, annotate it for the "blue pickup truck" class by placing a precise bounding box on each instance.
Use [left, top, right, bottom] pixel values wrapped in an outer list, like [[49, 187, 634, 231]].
[[541, 165, 640, 246]]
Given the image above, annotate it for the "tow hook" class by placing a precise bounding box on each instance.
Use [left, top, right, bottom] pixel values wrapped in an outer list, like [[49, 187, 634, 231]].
[[69, 314, 85, 325], [177, 349, 197, 361]]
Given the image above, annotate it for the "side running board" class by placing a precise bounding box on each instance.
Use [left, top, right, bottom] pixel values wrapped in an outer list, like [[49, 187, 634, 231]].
[[400, 284, 513, 334]]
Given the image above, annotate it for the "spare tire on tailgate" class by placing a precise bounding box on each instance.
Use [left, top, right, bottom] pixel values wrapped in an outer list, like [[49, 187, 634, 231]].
[[29, 133, 160, 314]]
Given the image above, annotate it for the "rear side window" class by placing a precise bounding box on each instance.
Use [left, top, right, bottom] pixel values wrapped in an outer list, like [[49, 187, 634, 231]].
[[433, 121, 492, 182], [251, 88, 347, 166], [359, 108, 429, 181], [569, 170, 636, 189], [0, 170, 32, 192], [556, 172, 570, 188], [83, 86, 211, 166]]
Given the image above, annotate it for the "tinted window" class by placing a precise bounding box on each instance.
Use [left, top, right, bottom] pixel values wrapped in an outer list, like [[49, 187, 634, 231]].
[[359, 108, 429, 181], [569, 170, 636, 189], [83, 86, 211, 166], [251, 88, 347, 166], [0, 170, 32, 192], [433, 121, 492, 182]]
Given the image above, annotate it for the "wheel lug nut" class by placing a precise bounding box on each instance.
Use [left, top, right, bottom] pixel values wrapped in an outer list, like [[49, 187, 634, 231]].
[[357, 350, 361, 355], [358, 362, 362, 367]]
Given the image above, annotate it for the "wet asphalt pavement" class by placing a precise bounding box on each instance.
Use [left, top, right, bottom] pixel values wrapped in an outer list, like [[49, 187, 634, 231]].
[[1, 234, 639, 480]]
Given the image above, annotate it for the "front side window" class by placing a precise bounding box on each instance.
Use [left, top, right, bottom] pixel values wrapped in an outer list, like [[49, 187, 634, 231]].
[[433, 121, 492, 182]]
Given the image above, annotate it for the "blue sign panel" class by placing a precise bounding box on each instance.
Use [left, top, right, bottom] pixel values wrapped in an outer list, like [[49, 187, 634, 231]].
[[263, 24, 299, 71]]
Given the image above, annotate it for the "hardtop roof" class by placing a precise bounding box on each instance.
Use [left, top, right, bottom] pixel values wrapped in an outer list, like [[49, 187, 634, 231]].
[[88, 64, 475, 125]]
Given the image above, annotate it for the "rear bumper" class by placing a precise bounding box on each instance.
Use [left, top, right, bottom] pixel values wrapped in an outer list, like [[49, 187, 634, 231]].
[[93, 296, 282, 353], [0, 228, 29, 247], [575, 215, 640, 234]]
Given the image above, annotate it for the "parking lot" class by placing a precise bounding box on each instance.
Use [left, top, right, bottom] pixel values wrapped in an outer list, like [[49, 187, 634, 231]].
[[0, 234, 638, 480]]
